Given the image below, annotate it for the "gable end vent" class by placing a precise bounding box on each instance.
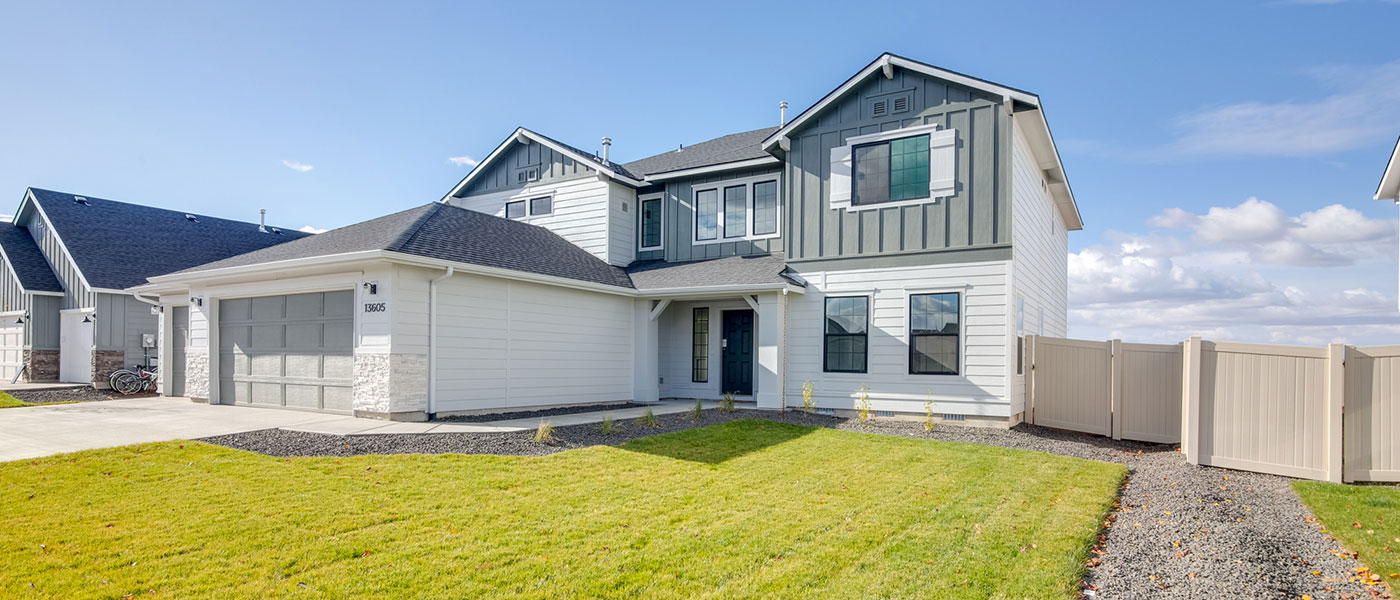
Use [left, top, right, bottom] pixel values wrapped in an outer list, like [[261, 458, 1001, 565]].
[[73, 196, 89, 205], [892, 96, 909, 113], [871, 100, 887, 117]]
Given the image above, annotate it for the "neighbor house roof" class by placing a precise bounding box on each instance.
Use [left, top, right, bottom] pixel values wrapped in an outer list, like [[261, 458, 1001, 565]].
[[1375, 134, 1400, 201], [442, 127, 646, 200], [622, 127, 780, 179], [626, 253, 802, 291], [20, 188, 311, 292], [0, 225, 63, 293], [168, 203, 637, 290]]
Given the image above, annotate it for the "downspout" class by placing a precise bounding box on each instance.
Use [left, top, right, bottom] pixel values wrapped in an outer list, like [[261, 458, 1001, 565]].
[[428, 266, 455, 416]]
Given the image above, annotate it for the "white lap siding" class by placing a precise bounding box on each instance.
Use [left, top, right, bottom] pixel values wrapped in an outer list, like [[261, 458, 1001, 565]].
[[432, 273, 634, 413], [1009, 122, 1070, 415], [785, 261, 1010, 417], [446, 178, 626, 266]]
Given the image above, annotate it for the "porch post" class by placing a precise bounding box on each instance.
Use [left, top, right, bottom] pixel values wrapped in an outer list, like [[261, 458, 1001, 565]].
[[755, 292, 786, 409], [633, 299, 661, 403]]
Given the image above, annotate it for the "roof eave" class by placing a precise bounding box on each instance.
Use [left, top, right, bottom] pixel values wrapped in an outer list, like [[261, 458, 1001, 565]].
[[641, 156, 782, 183], [442, 128, 644, 202], [1375, 135, 1400, 201]]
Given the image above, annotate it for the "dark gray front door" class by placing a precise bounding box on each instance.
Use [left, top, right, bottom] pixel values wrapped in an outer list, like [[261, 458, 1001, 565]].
[[721, 310, 753, 395]]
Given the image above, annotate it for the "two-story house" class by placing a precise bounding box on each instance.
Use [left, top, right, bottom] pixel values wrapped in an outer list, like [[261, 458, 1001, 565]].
[[133, 54, 1081, 426]]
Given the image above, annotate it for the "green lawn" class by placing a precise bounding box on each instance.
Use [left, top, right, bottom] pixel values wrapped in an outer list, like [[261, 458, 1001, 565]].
[[0, 391, 77, 408], [1294, 481, 1400, 591], [1, 420, 1124, 599]]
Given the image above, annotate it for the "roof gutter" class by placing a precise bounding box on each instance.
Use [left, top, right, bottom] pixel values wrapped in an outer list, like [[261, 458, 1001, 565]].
[[641, 156, 782, 183]]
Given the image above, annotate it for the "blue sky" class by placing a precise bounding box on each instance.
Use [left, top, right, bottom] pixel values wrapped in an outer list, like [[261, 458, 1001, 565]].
[[2, 1, 1398, 344]]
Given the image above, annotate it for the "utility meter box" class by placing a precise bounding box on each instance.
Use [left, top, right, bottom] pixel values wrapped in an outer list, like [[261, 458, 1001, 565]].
[[141, 333, 156, 349]]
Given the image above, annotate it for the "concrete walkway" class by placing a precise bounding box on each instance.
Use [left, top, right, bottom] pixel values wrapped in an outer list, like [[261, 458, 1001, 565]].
[[0, 397, 711, 462]]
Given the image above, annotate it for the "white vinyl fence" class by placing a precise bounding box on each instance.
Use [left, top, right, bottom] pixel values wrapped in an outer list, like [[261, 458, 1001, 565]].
[[1026, 334, 1396, 483]]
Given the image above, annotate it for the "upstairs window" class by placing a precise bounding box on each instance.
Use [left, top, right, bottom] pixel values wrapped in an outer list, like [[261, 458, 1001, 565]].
[[909, 292, 960, 375], [505, 200, 525, 219], [854, 134, 929, 206], [723, 185, 746, 239], [639, 195, 663, 249], [753, 181, 778, 235], [695, 189, 719, 241], [529, 196, 552, 216], [692, 175, 781, 245]]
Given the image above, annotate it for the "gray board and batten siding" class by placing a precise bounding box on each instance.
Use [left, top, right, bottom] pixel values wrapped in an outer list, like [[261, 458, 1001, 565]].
[[635, 166, 785, 263], [460, 139, 600, 196], [783, 68, 1013, 268]]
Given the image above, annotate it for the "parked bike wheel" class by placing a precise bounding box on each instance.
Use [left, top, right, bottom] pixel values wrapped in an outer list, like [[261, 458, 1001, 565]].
[[112, 372, 143, 395]]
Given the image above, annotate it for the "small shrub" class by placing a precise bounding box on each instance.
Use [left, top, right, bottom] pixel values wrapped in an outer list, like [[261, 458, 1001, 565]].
[[636, 409, 660, 428], [856, 385, 872, 423], [922, 393, 936, 432], [690, 398, 704, 419], [802, 381, 816, 413], [599, 415, 616, 435], [719, 392, 736, 413], [534, 420, 556, 443]]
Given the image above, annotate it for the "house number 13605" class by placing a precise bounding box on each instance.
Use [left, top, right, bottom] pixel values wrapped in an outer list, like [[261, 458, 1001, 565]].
[[364, 302, 387, 313]]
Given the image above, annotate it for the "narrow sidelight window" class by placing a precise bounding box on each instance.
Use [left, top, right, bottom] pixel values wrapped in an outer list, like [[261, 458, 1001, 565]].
[[909, 292, 960, 375], [529, 196, 552, 216], [823, 297, 868, 373], [695, 189, 718, 241], [505, 200, 525, 219], [692, 307, 709, 382], [853, 134, 929, 206], [723, 185, 746, 238], [752, 180, 778, 235], [640, 197, 662, 249]]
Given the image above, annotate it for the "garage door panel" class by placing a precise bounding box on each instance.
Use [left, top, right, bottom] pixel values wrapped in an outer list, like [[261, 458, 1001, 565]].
[[285, 384, 320, 408], [323, 354, 352, 379], [323, 321, 352, 348], [218, 290, 353, 413], [324, 291, 353, 317], [250, 353, 284, 377], [251, 325, 284, 348], [286, 293, 323, 319], [221, 298, 252, 322]]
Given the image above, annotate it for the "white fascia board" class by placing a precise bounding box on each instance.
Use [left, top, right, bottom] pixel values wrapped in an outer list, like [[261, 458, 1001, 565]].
[[28, 290, 63, 297], [1013, 110, 1083, 231], [441, 128, 645, 201], [642, 156, 782, 183], [145, 250, 386, 285], [91, 287, 133, 295], [633, 282, 805, 299], [1375, 135, 1400, 201], [380, 251, 639, 298], [762, 53, 1041, 152]]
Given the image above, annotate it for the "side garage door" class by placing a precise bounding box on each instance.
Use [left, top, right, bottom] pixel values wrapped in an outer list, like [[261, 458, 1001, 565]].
[[0, 321, 23, 382], [218, 291, 353, 412]]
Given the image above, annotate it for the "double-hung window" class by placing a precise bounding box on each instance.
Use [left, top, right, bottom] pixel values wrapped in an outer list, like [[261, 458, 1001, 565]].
[[639, 194, 663, 249], [693, 175, 781, 244], [909, 292, 960, 375], [823, 297, 868, 373]]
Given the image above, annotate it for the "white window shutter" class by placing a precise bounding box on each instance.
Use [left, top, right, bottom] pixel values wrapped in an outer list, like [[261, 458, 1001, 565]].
[[929, 128, 957, 198], [829, 144, 853, 209]]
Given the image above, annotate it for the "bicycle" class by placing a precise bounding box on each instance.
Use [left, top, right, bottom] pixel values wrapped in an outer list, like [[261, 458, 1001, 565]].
[[109, 364, 158, 395]]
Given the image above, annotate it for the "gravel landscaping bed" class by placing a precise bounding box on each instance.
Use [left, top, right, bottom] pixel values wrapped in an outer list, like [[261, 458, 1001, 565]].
[[198, 409, 1379, 599], [7, 386, 140, 404], [433, 401, 651, 423]]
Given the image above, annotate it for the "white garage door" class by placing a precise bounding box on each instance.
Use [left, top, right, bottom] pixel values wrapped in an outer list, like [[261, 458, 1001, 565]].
[[218, 291, 353, 412], [0, 321, 22, 383]]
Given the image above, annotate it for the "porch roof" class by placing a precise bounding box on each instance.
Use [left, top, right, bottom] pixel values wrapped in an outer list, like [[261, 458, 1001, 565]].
[[626, 253, 804, 293]]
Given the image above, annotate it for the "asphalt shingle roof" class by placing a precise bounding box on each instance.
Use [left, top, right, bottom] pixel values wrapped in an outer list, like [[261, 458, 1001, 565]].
[[0, 225, 63, 293], [527, 129, 643, 181], [174, 203, 636, 289], [622, 126, 779, 177], [27, 188, 311, 291], [625, 253, 800, 291]]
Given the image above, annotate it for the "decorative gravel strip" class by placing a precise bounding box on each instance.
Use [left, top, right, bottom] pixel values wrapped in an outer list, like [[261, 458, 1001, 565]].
[[433, 401, 652, 423], [197, 409, 1376, 599], [7, 386, 137, 405]]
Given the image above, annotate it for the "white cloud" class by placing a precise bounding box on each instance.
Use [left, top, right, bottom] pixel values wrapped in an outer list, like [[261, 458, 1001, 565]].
[[298, 225, 328, 234], [1069, 60, 1400, 161], [281, 159, 314, 173], [448, 155, 478, 167], [1070, 198, 1400, 346]]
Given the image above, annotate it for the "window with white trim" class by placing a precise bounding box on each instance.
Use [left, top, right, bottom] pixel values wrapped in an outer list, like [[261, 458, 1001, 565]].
[[505, 200, 525, 219], [529, 196, 552, 216], [829, 123, 956, 212], [639, 194, 663, 250], [692, 175, 781, 244], [909, 292, 960, 375]]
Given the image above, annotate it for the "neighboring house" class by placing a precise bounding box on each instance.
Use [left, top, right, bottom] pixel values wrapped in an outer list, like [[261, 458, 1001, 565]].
[[0, 188, 308, 385], [1374, 135, 1400, 310], [133, 53, 1081, 426]]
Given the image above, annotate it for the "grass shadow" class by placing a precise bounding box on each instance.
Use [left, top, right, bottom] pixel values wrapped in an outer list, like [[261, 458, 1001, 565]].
[[618, 419, 816, 465]]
